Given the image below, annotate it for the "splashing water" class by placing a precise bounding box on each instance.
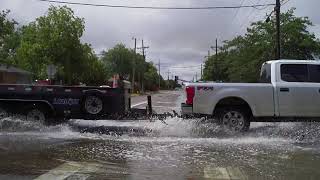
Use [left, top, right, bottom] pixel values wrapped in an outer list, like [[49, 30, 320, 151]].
[[1, 91, 320, 147]]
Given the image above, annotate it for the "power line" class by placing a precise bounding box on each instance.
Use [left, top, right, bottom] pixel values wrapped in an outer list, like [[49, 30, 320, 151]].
[[251, 0, 271, 10], [237, 0, 274, 35], [281, 0, 291, 6], [230, 0, 245, 25], [229, 0, 245, 38], [37, 0, 275, 10], [160, 64, 199, 68], [169, 66, 201, 69], [238, 2, 258, 31], [246, 0, 264, 24]]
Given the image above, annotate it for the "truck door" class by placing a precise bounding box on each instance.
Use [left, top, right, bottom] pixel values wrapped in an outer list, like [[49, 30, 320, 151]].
[[307, 64, 320, 116], [277, 64, 317, 117]]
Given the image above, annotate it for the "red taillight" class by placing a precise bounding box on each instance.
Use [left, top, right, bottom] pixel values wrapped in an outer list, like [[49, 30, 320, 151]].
[[186, 86, 195, 105]]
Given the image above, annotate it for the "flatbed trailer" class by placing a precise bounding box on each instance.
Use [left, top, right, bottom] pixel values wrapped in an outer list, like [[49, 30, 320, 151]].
[[0, 81, 132, 123]]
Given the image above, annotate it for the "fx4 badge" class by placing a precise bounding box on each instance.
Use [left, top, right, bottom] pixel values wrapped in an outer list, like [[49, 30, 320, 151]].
[[197, 86, 214, 91]]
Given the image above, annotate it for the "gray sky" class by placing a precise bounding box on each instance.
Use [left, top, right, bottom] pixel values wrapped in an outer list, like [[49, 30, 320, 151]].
[[1, 0, 320, 80]]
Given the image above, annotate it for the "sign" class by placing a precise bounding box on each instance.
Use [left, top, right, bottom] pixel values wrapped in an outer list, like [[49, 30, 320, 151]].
[[53, 98, 80, 106]]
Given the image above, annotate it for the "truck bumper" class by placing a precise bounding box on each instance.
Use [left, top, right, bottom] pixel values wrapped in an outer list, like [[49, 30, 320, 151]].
[[181, 103, 193, 115]]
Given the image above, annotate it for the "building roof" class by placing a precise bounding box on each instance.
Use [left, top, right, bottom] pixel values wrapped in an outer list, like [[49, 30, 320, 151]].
[[0, 65, 32, 75]]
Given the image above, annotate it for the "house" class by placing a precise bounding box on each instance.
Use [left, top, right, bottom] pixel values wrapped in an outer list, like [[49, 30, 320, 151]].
[[0, 65, 32, 84]]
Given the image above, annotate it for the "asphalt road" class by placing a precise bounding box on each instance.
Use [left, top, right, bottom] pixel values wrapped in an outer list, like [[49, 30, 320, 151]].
[[1, 90, 320, 179]]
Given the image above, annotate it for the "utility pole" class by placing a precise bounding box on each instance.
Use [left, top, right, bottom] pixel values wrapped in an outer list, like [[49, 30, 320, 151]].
[[201, 64, 203, 80], [275, 0, 281, 60], [215, 38, 218, 58], [215, 38, 218, 80], [195, 72, 198, 82], [211, 38, 220, 80], [204, 50, 210, 61], [137, 39, 149, 93], [137, 39, 149, 60], [167, 70, 170, 89], [142, 39, 145, 59], [158, 59, 161, 90], [132, 38, 136, 93]]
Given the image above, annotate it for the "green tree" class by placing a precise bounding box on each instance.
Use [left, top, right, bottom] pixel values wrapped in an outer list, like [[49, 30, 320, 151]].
[[101, 43, 164, 91], [0, 10, 21, 65], [203, 8, 320, 82], [144, 62, 159, 91], [134, 53, 146, 91], [101, 44, 134, 79], [16, 6, 97, 84]]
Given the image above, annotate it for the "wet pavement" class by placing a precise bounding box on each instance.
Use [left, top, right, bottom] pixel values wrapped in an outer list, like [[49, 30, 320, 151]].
[[1, 90, 320, 179]]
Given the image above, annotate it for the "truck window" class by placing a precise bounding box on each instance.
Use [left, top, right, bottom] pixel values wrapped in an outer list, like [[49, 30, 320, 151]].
[[280, 64, 308, 82], [308, 64, 320, 83], [260, 63, 271, 83]]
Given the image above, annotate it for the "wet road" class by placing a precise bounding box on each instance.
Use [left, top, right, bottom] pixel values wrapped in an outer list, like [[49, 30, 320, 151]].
[[1, 90, 320, 179]]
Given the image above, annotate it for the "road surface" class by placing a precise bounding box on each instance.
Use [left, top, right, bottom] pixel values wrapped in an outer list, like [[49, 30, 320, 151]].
[[1, 90, 320, 179]]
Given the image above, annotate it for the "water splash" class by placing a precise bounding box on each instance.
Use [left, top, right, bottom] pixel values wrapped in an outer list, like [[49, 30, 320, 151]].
[[2, 90, 320, 147]]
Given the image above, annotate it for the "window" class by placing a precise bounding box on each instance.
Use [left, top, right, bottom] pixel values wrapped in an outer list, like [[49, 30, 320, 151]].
[[308, 65, 320, 83], [280, 64, 308, 82], [260, 63, 271, 83]]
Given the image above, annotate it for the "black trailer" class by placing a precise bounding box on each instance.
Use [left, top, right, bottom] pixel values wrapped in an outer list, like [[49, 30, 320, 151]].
[[0, 81, 132, 123]]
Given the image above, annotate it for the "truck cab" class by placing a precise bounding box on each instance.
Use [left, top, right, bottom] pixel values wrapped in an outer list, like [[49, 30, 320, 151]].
[[181, 60, 320, 131], [265, 60, 320, 117]]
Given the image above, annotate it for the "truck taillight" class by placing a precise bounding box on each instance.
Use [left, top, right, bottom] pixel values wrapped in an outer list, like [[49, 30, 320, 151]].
[[186, 86, 195, 105]]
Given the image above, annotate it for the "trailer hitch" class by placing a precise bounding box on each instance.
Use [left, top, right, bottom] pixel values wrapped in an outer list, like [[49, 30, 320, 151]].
[[127, 95, 185, 125]]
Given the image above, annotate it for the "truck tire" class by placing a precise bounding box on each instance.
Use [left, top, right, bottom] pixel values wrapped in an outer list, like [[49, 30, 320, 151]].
[[216, 107, 251, 132], [26, 108, 47, 124], [83, 95, 104, 117]]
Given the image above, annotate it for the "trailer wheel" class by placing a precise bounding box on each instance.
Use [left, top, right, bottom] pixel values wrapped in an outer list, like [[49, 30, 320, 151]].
[[83, 95, 104, 116], [216, 107, 250, 132], [26, 108, 47, 124], [0, 107, 8, 119]]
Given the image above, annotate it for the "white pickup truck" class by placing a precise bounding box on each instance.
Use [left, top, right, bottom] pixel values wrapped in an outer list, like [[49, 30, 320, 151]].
[[181, 60, 320, 131]]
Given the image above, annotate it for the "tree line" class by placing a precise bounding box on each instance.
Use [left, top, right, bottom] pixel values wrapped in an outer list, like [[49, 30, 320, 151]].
[[0, 6, 164, 91], [203, 8, 320, 82]]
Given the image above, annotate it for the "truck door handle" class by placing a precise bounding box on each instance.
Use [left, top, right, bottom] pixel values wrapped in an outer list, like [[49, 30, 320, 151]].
[[280, 88, 289, 92]]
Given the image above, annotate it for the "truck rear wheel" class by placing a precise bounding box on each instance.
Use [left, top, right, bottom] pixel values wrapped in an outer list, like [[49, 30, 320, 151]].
[[216, 107, 250, 132]]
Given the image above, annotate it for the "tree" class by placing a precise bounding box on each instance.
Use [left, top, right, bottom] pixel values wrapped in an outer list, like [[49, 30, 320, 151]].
[[101, 43, 164, 91], [15, 6, 99, 84], [144, 62, 159, 91], [203, 8, 320, 82], [73, 43, 109, 85], [0, 10, 21, 65], [101, 44, 134, 79]]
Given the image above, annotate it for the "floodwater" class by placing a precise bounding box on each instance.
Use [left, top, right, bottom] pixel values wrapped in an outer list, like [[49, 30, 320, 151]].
[[0, 91, 320, 180]]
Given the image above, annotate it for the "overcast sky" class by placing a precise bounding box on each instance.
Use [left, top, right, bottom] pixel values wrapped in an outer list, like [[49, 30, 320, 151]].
[[1, 0, 320, 80]]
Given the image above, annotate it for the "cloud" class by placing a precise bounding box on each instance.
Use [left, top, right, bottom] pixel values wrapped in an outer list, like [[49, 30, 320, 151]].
[[1, 0, 320, 80]]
